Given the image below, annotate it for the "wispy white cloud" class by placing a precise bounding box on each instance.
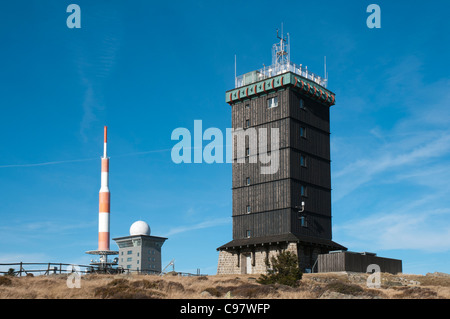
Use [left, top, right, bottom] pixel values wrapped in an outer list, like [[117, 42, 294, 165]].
[[333, 132, 450, 201], [332, 54, 450, 202], [162, 217, 230, 237], [331, 55, 450, 255], [68, 5, 124, 140], [0, 219, 96, 241], [334, 204, 450, 253]]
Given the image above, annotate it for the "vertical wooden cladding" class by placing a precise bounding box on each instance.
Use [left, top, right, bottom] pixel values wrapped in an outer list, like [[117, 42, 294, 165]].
[[232, 209, 290, 239], [317, 252, 402, 274], [289, 89, 330, 133], [291, 210, 332, 239], [230, 85, 333, 241], [232, 147, 289, 189], [232, 178, 290, 216], [290, 121, 330, 161], [232, 90, 289, 130], [291, 180, 331, 216], [291, 150, 331, 189]]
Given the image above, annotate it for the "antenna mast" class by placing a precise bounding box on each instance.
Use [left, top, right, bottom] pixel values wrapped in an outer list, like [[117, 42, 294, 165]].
[[234, 54, 237, 87], [273, 25, 290, 67]]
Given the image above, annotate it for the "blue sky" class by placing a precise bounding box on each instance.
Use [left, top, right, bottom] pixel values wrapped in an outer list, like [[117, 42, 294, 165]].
[[0, 0, 449, 275]]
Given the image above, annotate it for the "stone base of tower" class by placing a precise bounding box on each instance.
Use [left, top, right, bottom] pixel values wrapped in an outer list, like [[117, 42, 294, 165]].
[[216, 234, 347, 275]]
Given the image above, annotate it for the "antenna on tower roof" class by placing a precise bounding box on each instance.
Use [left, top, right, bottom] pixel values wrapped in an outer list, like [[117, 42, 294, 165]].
[[273, 25, 290, 66], [234, 54, 237, 87]]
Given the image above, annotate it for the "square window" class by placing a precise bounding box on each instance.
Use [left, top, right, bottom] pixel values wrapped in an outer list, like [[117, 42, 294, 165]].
[[267, 96, 278, 108], [245, 103, 250, 109]]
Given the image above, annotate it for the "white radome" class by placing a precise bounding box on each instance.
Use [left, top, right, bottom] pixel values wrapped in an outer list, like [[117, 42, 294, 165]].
[[130, 220, 151, 236]]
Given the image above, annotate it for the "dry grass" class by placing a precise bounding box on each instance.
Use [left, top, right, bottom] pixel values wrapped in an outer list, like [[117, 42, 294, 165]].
[[0, 272, 449, 299]]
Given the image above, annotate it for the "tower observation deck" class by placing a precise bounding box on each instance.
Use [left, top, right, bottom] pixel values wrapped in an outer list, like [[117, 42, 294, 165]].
[[234, 31, 328, 89]]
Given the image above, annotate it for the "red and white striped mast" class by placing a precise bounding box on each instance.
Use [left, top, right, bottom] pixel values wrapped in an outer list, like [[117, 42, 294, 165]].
[[98, 126, 110, 251], [86, 126, 118, 270]]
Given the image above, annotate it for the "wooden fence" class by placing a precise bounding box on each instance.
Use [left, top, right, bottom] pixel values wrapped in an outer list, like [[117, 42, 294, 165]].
[[0, 262, 207, 277]]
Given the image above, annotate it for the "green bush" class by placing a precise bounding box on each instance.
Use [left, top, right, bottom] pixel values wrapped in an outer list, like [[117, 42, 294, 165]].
[[257, 251, 302, 287]]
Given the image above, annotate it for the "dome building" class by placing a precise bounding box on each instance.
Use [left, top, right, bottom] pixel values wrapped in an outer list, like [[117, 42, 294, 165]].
[[113, 221, 167, 274]]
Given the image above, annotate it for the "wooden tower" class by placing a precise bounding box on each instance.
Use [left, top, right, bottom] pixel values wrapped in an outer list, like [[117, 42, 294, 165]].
[[217, 32, 346, 274]]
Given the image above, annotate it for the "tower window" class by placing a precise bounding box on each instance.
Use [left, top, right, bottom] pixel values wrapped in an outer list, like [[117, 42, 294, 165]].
[[267, 96, 278, 108], [300, 126, 306, 138], [245, 119, 250, 128], [246, 177, 251, 185], [246, 205, 251, 214], [246, 148, 250, 157], [300, 216, 308, 227], [246, 230, 251, 238], [301, 185, 307, 197], [300, 155, 307, 167], [299, 98, 305, 109], [245, 103, 250, 109]]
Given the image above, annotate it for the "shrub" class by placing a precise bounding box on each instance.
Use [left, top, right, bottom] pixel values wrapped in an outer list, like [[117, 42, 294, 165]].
[[203, 287, 222, 297], [0, 276, 12, 286], [5, 268, 16, 277], [395, 287, 439, 299], [94, 278, 165, 299], [257, 251, 302, 287], [325, 281, 364, 296]]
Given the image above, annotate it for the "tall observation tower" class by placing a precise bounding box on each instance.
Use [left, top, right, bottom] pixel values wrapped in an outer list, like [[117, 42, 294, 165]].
[[217, 31, 346, 274]]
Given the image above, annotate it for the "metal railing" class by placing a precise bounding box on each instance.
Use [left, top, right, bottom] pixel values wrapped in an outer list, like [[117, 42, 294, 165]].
[[235, 61, 327, 89]]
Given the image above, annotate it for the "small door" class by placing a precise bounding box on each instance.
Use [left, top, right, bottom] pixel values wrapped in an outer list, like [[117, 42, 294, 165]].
[[246, 255, 252, 274]]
